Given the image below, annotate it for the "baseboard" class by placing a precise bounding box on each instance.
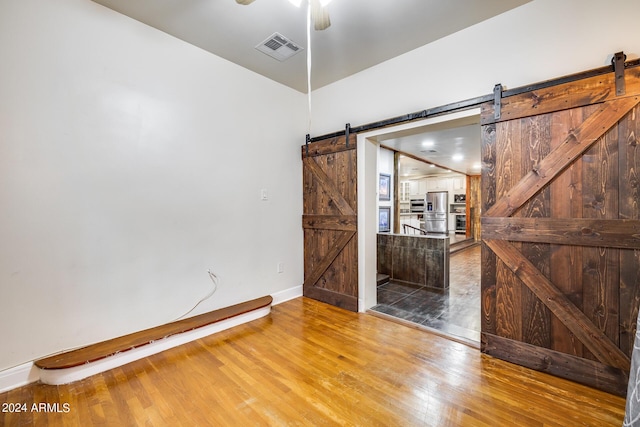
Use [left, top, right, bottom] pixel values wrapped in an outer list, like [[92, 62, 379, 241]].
[[0, 362, 40, 394], [271, 285, 302, 305], [39, 305, 271, 385], [1, 297, 277, 391]]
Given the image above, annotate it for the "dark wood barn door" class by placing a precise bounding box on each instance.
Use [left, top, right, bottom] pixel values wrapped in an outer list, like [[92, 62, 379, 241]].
[[480, 64, 640, 395], [302, 133, 358, 311]]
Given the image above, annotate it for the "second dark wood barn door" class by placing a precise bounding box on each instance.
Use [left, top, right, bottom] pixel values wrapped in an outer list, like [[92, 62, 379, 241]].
[[302, 134, 358, 311], [481, 65, 640, 395]]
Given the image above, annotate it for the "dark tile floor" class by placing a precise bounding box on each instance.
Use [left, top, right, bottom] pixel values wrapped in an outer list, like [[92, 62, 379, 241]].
[[371, 244, 481, 342]]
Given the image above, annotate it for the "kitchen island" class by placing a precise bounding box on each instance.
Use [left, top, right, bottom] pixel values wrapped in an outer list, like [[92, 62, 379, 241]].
[[377, 233, 449, 290]]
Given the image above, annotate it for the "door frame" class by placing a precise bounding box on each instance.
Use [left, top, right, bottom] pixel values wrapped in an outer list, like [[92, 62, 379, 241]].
[[356, 108, 481, 312]]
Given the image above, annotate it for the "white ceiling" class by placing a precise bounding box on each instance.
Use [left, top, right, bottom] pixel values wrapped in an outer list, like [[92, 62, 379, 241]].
[[89, 0, 530, 174], [90, 0, 530, 93], [379, 114, 483, 177]]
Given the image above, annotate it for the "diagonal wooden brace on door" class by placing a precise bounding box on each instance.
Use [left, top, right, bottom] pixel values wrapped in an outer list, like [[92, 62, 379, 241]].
[[485, 239, 631, 372], [485, 96, 639, 218], [304, 157, 356, 216], [303, 230, 356, 290]]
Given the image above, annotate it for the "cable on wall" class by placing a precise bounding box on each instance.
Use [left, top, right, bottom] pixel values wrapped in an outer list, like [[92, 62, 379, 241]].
[[174, 270, 219, 321]]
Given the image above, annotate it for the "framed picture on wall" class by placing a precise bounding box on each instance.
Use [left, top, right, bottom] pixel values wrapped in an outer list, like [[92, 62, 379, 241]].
[[379, 206, 391, 233], [379, 173, 391, 201]]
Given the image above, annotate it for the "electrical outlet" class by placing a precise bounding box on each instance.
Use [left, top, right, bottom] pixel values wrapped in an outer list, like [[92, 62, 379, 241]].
[[261, 189, 268, 201], [277, 262, 284, 273]]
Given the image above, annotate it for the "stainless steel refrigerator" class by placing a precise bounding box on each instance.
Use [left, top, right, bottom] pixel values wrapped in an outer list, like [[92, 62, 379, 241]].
[[425, 191, 448, 233]]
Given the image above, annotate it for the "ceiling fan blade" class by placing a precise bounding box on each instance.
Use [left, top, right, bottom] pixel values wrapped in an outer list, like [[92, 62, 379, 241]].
[[235, 0, 255, 5], [310, 0, 331, 30]]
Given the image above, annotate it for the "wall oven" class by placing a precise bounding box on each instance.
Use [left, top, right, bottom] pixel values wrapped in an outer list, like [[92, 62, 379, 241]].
[[410, 198, 425, 213], [455, 214, 466, 233]]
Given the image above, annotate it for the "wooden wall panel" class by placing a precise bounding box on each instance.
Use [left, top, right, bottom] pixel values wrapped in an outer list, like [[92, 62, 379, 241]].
[[302, 134, 358, 311], [519, 115, 552, 349], [494, 119, 523, 341], [468, 175, 481, 241], [480, 67, 640, 125], [581, 122, 621, 360], [619, 106, 640, 357], [482, 333, 629, 396], [620, 250, 640, 357], [549, 108, 586, 357], [481, 123, 497, 335], [481, 62, 640, 396]]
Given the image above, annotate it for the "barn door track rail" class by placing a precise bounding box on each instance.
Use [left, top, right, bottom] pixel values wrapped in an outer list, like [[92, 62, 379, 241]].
[[307, 52, 639, 143]]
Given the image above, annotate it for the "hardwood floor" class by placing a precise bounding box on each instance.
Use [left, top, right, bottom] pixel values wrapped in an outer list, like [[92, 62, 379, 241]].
[[373, 245, 481, 343], [1, 297, 625, 426]]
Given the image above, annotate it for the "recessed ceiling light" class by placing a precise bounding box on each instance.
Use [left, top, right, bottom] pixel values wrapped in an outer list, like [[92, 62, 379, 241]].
[[429, 164, 435, 168], [452, 154, 464, 161], [473, 162, 481, 169], [422, 140, 435, 147]]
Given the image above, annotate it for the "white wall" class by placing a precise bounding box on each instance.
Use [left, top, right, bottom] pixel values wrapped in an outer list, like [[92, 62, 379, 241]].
[[377, 147, 394, 232], [0, 0, 306, 371], [311, 0, 640, 136], [3, 0, 638, 373], [357, 135, 379, 312], [311, 0, 640, 315]]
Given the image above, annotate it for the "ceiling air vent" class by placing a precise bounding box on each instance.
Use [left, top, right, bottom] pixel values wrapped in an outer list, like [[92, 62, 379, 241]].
[[255, 32, 303, 62]]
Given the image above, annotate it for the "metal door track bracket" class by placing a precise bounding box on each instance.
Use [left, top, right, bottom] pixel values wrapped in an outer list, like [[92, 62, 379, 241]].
[[305, 133, 310, 157], [613, 51, 626, 96], [345, 123, 351, 148], [493, 84, 503, 120]]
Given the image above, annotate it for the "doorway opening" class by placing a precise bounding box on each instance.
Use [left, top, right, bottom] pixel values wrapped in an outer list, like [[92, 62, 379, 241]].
[[357, 108, 482, 345]]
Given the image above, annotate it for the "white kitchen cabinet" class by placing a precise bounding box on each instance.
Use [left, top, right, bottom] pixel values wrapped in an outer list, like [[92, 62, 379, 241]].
[[417, 179, 428, 196], [408, 180, 420, 197], [442, 178, 452, 191], [427, 177, 450, 191], [452, 176, 466, 191], [426, 177, 443, 191], [449, 213, 460, 232], [424, 175, 465, 191], [426, 178, 436, 191], [399, 181, 411, 201]]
